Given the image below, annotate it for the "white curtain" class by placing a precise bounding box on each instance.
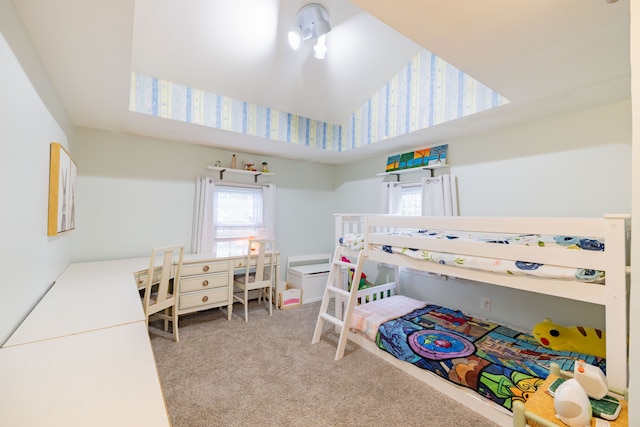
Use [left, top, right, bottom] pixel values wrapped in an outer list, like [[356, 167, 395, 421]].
[[261, 183, 276, 240], [380, 181, 402, 214], [421, 174, 458, 216], [192, 177, 216, 254]]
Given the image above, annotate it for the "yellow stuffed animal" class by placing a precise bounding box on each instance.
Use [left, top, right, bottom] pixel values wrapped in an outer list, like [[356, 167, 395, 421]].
[[532, 318, 606, 359]]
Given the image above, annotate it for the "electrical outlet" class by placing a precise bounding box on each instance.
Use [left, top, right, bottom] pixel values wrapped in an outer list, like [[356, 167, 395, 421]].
[[481, 297, 491, 312]]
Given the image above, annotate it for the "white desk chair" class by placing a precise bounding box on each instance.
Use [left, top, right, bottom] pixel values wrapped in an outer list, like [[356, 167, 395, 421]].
[[233, 239, 276, 322], [142, 244, 184, 342]]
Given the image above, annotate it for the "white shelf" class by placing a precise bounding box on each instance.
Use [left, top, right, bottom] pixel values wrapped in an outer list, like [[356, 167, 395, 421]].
[[206, 166, 274, 183], [376, 164, 449, 179]]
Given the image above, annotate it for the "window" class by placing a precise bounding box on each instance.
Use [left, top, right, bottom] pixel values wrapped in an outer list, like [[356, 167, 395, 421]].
[[381, 176, 458, 217], [398, 183, 422, 216], [382, 181, 422, 216], [213, 186, 264, 257], [192, 178, 275, 256]]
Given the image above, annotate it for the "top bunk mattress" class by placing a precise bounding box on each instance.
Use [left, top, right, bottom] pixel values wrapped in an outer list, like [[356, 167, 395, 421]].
[[339, 229, 605, 283]]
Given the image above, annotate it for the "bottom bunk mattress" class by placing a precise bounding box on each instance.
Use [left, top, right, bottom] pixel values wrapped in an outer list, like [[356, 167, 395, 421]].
[[350, 296, 605, 413]]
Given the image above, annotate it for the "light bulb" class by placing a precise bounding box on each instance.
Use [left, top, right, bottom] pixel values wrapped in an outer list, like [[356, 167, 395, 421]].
[[313, 34, 327, 59], [288, 31, 301, 50]]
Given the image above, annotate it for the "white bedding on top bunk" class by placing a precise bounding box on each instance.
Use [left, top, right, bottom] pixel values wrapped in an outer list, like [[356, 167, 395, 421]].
[[339, 229, 605, 283], [350, 295, 426, 341]]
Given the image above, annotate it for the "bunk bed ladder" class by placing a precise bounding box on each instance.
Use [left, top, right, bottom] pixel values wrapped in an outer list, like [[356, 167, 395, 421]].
[[312, 246, 365, 361]]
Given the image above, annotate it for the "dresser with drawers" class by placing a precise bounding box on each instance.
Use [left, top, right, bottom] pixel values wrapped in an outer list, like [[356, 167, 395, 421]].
[[178, 259, 234, 319]]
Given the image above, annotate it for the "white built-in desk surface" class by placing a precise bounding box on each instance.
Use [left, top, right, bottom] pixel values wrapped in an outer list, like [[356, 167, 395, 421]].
[[8, 252, 278, 347], [58, 256, 152, 280], [4, 274, 144, 347], [0, 256, 183, 426], [58, 253, 220, 281], [0, 321, 170, 427]]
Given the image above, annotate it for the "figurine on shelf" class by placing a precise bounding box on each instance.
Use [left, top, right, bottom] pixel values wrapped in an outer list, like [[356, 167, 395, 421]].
[[231, 154, 237, 169], [261, 162, 269, 173], [244, 161, 257, 171], [214, 160, 221, 168]]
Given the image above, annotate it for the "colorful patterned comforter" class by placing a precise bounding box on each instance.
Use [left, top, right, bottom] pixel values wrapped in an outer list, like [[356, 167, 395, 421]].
[[371, 302, 605, 412], [339, 230, 605, 283]]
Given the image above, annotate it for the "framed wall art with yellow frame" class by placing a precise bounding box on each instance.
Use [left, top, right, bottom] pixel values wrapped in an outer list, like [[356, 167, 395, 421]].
[[47, 142, 77, 236]]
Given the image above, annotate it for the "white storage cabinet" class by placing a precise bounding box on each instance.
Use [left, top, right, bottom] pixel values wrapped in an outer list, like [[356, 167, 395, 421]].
[[286, 254, 332, 304]]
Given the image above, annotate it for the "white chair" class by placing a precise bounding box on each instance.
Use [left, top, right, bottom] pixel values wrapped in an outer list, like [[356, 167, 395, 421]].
[[142, 244, 184, 342], [233, 239, 276, 322]]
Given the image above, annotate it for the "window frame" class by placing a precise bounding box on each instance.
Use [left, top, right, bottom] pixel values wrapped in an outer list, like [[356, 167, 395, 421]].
[[397, 181, 423, 216], [212, 184, 265, 257]]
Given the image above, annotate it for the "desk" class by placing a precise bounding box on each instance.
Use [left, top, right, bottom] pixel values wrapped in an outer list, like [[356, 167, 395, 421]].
[[1, 252, 280, 426], [59, 257, 153, 281], [0, 322, 170, 427], [58, 252, 281, 322], [516, 374, 628, 427], [4, 274, 143, 347]]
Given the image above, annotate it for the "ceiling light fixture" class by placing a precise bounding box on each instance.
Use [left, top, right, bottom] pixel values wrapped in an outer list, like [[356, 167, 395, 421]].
[[289, 3, 331, 59]]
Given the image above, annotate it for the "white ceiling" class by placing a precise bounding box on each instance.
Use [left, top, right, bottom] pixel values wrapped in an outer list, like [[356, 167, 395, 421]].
[[12, 0, 630, 164]]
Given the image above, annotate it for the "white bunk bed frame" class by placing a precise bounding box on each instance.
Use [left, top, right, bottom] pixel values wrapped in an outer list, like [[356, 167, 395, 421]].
[[332, 213, 630, 427]]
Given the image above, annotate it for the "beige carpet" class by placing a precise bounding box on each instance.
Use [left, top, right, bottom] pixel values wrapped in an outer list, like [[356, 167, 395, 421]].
[[150, 300, 502, 427]]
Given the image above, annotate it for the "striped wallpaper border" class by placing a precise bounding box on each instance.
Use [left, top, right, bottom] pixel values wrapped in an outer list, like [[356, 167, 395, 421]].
[[129, 49, 509, 153]]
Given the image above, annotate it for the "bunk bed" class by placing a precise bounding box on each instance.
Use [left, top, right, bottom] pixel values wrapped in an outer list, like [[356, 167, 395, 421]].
[[330, 213, 630, 426]]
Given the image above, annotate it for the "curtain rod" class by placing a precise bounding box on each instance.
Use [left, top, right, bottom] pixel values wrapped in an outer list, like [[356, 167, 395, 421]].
[[206, 177, 270, 189]]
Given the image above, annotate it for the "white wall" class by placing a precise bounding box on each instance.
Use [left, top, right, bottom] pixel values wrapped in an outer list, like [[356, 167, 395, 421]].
[[453, 101, 631, 217], [628, 1, 638, 423], [71, 128, 337, 271], [333, 101, 631, 333], [0, 2, 73, 344]]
